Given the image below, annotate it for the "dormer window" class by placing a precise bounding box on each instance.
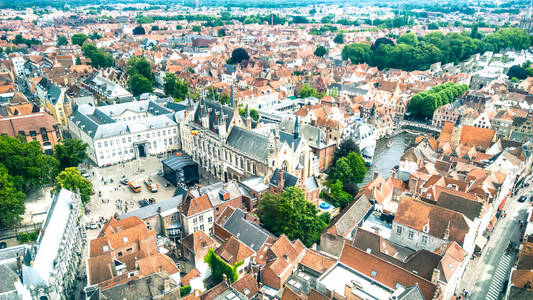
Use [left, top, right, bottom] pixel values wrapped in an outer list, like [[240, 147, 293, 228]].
[[103, 245, 109, 251]]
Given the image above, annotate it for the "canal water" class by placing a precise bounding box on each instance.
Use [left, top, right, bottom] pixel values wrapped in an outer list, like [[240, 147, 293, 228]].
[[360, 132, 417, 186]]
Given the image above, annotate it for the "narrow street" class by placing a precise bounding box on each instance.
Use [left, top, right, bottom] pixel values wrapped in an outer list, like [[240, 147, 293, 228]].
[[458, 187, 532, 300]]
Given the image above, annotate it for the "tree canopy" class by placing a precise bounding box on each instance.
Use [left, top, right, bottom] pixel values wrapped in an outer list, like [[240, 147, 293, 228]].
[[0, 165, 25, 228], [328, 152, 367, 187], [163, 72, 188, 101], [53, 167, 93, 204], [343, 28, 532, 71], [82, 44, 113, 68], [333, 33, 344, 44], [407, 81, 469, 119], [54, 139, 88, 170], [128, 74, 153, 97], [314, 45, 327, 57], [133, 25, 146, 35], [56, 35, 68, 47], [127, 56, 154, 82], [342, 43, 371, 64], [507, 65, 528, 80], [230, 48, 249, 64], [333, 138, 360, 164], [0, 135, 58, 191], [258, 187, 328, 247], [299, 84, 324, 98], [71, 33, 88, 46]]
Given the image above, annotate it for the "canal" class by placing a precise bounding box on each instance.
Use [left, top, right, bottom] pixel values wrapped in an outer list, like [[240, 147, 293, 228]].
[[360, 132, 417, 186]]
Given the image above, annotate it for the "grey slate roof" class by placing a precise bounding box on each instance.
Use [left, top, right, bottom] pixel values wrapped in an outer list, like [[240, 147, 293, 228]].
[[327, 194, 373, 236], [193, 99, 234, 132], [69, 101, 177, 139], [436, 191, 483, 221], [226, 126, 269, 162], [270, 168, 298, 188], [47, 84, 62, 105], [120, 195, 184, 220], [221, 208, 274, 252], [279, 118, 325, 148], [198, 182, 242, 207]]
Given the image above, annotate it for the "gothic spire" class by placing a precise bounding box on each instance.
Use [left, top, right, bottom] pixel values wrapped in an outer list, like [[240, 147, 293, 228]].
[[294, 115, 299, 139]]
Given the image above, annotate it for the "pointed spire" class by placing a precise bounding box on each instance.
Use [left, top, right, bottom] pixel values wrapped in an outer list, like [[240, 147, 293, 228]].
[[229, 84, 235, 107], [294, 115, 299, 139]]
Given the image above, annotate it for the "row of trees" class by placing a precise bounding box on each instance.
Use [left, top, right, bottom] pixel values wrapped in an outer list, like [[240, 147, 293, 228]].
[[342, 28, 531, 71], [321, 139, 366, 209], [258, 187, 329, 247], [0, 136, 91, 228], [408, 82, 469, 119]]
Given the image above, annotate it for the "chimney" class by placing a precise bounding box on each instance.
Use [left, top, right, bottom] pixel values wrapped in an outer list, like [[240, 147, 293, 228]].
[[278, 170, 284, 193], [431, 268, 440, 284], [409, 177, 418, 195], [134, 257, 139, 270], [373, 171, 379, 180]]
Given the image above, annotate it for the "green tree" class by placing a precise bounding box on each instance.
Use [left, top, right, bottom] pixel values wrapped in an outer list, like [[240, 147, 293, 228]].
[[507, 65, 528, 80], [75, 57, 82, 65], [258, 192, 280, 234], [314, 45, 327, 57], [163, 72, 188, 101], [128, 74, 153, 97], [0, 135, 58, 191], [397, 32, 418, 46], [133, 25, 146, 35], [298, 84, 321, 98], [323, 179, 353, 209], [71, 33, 88, 46], [179, 286, 191, 296], [231, 48, 249, 64], [127, 56, 154, 82], [192, 25, 202, 33], [333, 33, 344, 44], [54, 139, 88, 170], [218, 28, 226, 37], [333, 138, 360, 164], [277, 187, 328, 247], [328, 152, 367, 186], [82, 44, 113, 68], [204, 248, 240, 284], [249, 109, 259, 121], [342, 43, 371, 64], [53, 167, 93, 204], [0, 165, 25, 228], [56, 35, 68, 46]]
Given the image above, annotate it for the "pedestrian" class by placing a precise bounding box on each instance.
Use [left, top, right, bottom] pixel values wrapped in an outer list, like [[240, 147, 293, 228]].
[[520, 223, 523, 229]]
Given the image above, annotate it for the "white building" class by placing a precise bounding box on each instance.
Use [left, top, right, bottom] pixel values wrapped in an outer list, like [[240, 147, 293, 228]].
[[22, 189, 84, 300], [68, 101, 180, 167], [11, 55, 24, 77]]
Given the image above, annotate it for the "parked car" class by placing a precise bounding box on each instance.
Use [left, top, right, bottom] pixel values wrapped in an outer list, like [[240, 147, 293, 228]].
[[518, 195, 527, 203], [120, 177, 129, 185], [128, 182, 141, 193], [144, 178, 158, 193]]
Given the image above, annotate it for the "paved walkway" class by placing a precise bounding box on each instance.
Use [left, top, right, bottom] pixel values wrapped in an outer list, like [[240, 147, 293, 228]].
[[458, 187, 531, 300]]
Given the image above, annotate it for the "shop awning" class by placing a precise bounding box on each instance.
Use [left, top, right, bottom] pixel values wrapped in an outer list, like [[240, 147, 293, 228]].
[[498, 197, 507, 211], [488, 215, 498, 231]]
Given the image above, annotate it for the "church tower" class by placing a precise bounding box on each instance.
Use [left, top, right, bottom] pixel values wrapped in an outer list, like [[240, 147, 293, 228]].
[[520, 0, 533, 34]]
